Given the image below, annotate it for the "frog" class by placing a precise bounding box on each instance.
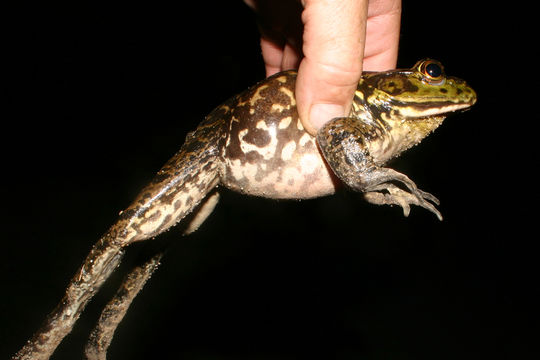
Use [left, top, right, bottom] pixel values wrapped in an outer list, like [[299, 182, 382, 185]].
[[13, 59, 476, 360]]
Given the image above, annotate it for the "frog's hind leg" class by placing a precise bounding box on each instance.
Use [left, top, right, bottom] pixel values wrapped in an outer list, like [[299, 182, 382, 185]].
[[13, 114, 228, 360], [182, 190, 221, 235], [85, 250, 164, 360], [84, 190, 221, 360]]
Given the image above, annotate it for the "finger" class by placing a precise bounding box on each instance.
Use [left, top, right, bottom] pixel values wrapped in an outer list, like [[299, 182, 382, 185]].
[[296, 0, 367, 135], [260, 37, 285, 76], [363, 0, 401, 71], [281, 42, 302, 71]]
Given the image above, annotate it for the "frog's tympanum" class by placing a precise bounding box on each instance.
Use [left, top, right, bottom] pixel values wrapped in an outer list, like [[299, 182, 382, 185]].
[[14, 59, 476, 360]]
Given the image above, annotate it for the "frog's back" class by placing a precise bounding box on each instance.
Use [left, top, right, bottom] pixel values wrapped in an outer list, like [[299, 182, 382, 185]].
[[218, 71, 338, 199]]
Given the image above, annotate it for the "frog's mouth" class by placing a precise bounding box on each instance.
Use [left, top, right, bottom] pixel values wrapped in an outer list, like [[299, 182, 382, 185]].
[[401, 101, 476, 120]]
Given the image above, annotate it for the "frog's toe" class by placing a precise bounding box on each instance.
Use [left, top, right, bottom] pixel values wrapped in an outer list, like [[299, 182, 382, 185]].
[[364, 190, 410, 217], [418, 198, 443, 221], [414, 188, 440, 206], [411, 188, 442, 220], [364, 184, 442, 221]]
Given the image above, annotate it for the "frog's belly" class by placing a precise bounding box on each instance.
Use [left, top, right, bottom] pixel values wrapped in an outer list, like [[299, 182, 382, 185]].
[[221, 133, 338, 199]]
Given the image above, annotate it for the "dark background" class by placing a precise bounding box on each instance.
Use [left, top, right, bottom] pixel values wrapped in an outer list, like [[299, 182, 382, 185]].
[[2, 1, 536, 359]]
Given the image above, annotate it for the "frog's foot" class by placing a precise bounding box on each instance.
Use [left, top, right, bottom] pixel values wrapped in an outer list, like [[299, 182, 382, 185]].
[[364, 183, 442, 220]]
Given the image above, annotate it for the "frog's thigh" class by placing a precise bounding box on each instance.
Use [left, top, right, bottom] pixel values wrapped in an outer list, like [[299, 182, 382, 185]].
[[183, 190, 220, 235]]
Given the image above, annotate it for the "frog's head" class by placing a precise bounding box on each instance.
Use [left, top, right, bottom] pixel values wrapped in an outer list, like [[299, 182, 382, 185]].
[[360, 58, 476, 115], [354, 59, 477, 161]]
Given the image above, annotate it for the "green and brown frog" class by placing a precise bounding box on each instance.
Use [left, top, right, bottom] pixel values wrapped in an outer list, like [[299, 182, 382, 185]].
[[14, 59, 476, 360]]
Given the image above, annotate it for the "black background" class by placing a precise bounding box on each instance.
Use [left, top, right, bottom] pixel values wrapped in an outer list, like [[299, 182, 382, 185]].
[[2, 1, 536, 359]]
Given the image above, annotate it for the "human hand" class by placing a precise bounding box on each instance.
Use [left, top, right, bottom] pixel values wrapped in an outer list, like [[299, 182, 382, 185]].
[[244, 0, 401, 135]]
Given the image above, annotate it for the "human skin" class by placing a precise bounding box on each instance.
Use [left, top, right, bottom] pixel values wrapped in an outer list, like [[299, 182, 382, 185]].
[[244, 0, 401, 135]]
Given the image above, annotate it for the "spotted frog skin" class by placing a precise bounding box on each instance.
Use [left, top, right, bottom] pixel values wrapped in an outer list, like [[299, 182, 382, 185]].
[[14, 59, 476, 359], [123, 58, 476, 238]]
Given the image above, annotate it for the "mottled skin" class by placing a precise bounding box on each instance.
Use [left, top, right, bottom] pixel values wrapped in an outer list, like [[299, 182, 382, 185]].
[[13, 59, 476, 360]]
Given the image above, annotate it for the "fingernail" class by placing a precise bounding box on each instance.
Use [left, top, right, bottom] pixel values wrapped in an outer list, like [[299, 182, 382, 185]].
[[309, 103, 346, 132]]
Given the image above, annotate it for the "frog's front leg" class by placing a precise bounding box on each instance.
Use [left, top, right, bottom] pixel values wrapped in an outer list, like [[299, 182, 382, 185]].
[[316, 117, 443, 220]]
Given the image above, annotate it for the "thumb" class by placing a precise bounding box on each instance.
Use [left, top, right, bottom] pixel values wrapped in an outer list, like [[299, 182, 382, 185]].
[[296, 0, 367, 135]]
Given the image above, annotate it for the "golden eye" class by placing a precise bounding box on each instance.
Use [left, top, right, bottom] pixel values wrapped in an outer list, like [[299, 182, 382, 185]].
[[419, 59, 445, 84]]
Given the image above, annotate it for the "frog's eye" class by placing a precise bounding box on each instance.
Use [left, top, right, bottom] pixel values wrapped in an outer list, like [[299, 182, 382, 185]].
[[425, 62, 442, 78], [419, 59, 445, 85]]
